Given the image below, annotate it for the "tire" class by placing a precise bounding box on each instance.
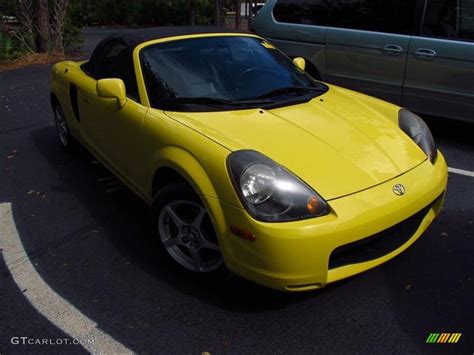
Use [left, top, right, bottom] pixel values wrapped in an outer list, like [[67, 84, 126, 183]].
[[151, 183, 226, 276], [53, 103, 79, 152]]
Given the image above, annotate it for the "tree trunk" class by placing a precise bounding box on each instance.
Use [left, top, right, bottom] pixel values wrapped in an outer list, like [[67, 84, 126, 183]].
[[36, 0, 49, 52], [16, 0, 36, 52], [235, 0, 241, 29], [215, 0, 225, 27], [189, 0, 196, 26], [50, 0, 69, 54]]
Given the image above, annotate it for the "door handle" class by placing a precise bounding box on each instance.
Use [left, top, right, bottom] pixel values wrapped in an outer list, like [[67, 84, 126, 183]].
[[415, 48, 437, 60], [382, 44, 403, 56]]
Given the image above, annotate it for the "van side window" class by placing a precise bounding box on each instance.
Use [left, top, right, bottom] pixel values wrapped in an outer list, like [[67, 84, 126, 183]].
[[273, 0, 332, 26], [273, 0, 417, 35], [422, 0, 474, 41]]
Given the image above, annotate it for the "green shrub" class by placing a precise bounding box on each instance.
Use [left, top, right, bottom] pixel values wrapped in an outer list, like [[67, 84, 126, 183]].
[[196, 0, 215, 25], [62, 17, 84, 51], [0, 32, 15, 60]]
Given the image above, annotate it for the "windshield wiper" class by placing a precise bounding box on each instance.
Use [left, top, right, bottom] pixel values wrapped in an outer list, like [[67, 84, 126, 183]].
[[255, 86, 327, 99], [158, 96, 274, 107]]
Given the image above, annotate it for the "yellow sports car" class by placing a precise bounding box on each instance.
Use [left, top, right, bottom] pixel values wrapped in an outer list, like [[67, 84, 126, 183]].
[[50, 28, 448, 291]]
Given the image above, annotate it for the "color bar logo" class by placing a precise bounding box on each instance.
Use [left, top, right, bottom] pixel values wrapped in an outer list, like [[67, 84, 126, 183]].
[[426, 333, 462, 344]]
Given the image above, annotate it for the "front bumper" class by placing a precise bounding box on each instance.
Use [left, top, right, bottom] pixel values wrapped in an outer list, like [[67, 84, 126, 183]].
[[206, 153, 448, 291]]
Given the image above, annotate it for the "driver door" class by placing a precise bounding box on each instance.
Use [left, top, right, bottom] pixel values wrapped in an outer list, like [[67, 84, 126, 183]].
[[79, 41, 148, 196]]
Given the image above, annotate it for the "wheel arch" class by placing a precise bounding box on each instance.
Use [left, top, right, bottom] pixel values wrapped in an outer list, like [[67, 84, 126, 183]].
[[149, 147, 229, 252], [152, 166, 190, 197], [149, 146, 219, 201]]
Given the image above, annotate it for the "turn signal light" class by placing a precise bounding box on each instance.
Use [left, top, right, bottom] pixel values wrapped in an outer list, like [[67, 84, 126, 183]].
[[307, 196, 321, 215], [230, 226, 256, 241]]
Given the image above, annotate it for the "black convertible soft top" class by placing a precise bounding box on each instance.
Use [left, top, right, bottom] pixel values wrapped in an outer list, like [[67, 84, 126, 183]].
[[82, 26, 247, 77]]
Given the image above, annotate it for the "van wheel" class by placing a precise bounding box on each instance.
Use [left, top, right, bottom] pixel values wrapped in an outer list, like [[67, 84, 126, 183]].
[[152, 183, 225, 274]]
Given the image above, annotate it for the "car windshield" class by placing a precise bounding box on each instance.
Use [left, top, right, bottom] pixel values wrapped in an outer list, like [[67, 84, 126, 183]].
[[140, 36, 328, 111]]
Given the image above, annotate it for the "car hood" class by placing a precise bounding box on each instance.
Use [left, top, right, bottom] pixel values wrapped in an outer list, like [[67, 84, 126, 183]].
[[164, 86, 427, 200]]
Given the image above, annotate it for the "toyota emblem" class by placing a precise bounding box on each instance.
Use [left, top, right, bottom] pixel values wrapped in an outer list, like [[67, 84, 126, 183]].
[[392, 184, 406, 196]]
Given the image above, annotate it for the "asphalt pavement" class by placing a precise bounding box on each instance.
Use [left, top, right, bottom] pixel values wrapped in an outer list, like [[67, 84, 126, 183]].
[[0, 27, 473, 354]]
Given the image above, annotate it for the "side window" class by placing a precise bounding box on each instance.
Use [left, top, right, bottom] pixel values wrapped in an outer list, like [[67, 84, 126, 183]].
[[273, 0, 331, 26], [273, 0, 417, 35], [96, 41, 140, 101], [422, 0, 474, 41]]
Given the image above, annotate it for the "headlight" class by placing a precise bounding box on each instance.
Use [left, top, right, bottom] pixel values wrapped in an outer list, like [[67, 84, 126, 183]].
[[227, 150, 329, 222], [398, 109, 437, 163]]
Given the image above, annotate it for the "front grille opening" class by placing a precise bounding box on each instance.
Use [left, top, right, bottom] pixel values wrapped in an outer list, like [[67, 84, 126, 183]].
[[328, 200, 436, 270]]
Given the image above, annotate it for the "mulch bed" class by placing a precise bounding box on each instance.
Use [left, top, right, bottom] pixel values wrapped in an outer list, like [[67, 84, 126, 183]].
[[0, 51, 85, 72]]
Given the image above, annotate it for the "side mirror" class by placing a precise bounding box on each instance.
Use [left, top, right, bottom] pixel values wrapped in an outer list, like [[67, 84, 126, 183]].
[[97, 78, 127, 108], [292, 57, 306, 71]]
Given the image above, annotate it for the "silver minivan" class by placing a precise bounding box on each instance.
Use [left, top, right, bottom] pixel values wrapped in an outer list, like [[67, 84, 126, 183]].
[[251, 0, 474, 122]]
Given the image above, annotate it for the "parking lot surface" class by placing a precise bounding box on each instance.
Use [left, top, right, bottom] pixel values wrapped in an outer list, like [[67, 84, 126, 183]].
[[0, 28, 473, 354]]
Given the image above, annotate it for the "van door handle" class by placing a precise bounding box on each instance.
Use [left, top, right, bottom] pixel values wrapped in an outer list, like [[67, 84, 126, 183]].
[[382, 44, 403, 56], [415, 48, 437, 60]]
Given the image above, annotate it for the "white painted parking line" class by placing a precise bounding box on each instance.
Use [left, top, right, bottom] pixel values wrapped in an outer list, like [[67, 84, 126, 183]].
[[448, 167, 474, 178], [0, 203, 132, 354]]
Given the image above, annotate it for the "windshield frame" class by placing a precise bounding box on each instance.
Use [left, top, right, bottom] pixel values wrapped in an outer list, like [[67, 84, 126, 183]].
[[136, 34, 328, 112]]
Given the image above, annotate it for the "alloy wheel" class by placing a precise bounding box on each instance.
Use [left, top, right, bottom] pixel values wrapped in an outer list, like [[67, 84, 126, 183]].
[[54, 105, 69, 148], [158, 200, 223, 272]]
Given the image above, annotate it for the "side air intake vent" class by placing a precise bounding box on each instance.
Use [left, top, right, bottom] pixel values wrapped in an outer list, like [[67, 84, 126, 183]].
[[69, 84, 80, 122]]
